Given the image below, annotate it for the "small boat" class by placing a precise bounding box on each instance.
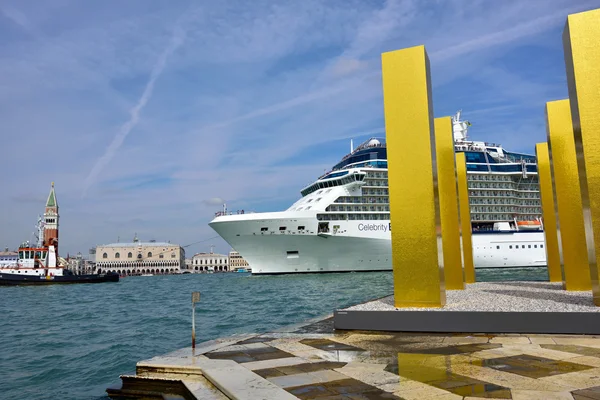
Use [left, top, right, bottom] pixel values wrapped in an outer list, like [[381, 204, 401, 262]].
[[141, 273, 154, 277], [0, 244, 119, 285]]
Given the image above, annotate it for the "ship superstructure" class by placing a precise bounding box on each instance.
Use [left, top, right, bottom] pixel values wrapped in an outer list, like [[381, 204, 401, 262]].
[[210, 112, 546, 274]]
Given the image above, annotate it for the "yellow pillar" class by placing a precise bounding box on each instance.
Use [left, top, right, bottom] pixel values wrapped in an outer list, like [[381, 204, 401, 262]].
[[535, 142, 563, 283], [382, 45, 446, 307], [563, 8, 600, 304], [435, 117, 464, 290], [456, 152, 475, 283], [546, 101, 590, 290]]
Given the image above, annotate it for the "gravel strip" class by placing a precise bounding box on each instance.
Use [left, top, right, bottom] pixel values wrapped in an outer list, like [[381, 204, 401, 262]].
[[344, 281, 600, 312]]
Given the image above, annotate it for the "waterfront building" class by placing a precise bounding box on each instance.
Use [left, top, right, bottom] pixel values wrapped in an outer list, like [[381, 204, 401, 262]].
[[0, 249, 17, 267], [67, 252, 86, 275], [190, 251, 229, 272], [228, 250, 250, 271], [95, 236, 185, 275]]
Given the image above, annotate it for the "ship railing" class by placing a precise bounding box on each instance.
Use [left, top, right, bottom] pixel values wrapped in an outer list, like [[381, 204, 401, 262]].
[[214, 210, 250, 217]]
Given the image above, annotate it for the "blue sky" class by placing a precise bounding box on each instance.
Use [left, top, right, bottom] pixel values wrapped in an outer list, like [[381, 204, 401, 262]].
[[1, 0, 598, 257]]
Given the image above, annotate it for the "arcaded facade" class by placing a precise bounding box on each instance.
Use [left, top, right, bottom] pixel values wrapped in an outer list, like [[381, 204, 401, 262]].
[[190, 252, 228, 272], [95, 240, 185, 275]]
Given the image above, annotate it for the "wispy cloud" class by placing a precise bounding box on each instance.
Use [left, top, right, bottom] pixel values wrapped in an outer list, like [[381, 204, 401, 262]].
[[430, 3, 595, 61], [82, 17, 188, 197]]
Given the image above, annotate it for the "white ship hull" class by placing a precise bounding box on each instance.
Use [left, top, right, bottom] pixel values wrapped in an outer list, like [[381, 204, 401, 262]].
[[210, 212, 547, 274]]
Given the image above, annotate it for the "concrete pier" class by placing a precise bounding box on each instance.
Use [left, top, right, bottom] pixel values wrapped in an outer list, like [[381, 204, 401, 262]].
[[108, 296, 600, 400]]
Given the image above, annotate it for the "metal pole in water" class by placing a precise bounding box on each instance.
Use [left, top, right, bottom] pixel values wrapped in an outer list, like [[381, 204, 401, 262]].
[[191, 292, 200, 349]]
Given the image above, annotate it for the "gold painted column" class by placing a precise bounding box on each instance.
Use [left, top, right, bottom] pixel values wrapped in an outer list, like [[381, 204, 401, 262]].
[[456, 152, 475, 283], [546, 101, 590, 290], [535, 142, 563, 283], [563, 8, 600, 304], [435, 117, 464, 290], [382, 45, 446, 307]]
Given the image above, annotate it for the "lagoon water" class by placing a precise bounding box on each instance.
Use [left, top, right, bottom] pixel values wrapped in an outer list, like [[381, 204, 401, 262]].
[[0, 268, 548, 400]]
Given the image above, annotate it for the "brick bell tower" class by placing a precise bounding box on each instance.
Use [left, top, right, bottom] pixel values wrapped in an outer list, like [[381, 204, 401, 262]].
[[43, 182, 59, 255]]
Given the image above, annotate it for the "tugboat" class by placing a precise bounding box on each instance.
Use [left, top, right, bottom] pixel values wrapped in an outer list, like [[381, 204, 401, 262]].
[[0, 183, 119, 285]]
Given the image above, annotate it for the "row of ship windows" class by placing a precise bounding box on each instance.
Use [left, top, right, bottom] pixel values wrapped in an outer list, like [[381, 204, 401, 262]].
[[261, 226, 306, 232], [318, 213, 391, 221], [301, 174, 365, 196], [469, 191, 540, 199], [472, 213, 541, 221], [362, 189, 390, 196], [468, 175, 515, 182], [471, 206, 542, 213], [469, 182, 540, 189], [334, 195, 389, 204], [365, 172, 388, 179], [494, 244, 544, 250], [468, 175, 539, 183], [102, 252, 176, 259], [327, 205, 390, 212], [470, 199, 541, 206], [363, 180, 388, 187]]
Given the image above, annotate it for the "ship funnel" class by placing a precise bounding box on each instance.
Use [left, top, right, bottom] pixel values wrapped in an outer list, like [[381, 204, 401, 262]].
[[452, 110, 470, 142]]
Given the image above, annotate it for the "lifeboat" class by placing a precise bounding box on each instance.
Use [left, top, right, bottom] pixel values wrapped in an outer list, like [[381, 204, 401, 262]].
[[516, 220, 542, 231]]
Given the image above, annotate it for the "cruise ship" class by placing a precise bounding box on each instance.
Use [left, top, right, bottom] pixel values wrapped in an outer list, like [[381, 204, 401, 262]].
[[209, 111, 547, 274]]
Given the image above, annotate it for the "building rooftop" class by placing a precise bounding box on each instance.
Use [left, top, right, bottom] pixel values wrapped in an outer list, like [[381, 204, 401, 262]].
[[98, 242, 178, 248], [192, 252, 227, 257]]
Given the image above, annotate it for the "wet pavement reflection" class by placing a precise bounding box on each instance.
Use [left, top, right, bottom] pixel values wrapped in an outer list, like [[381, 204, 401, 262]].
[[144, 316, 600, 399]]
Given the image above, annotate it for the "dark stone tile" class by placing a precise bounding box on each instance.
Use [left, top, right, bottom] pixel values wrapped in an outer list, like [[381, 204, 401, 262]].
[[244, 345, 286, 355], [286, 383, 337, 399], [236, 336, 275, 345], [295, 361, 348, 373], [204, 345, 295, 363], [323, 378, 379, 395], [203, 351, 255, 363], [476, 354, 593, 379], [345, 389, 402, 399], [541, 344, 600, 358], [250, 349, 296, 361], [448, 382, 512, 399], [301, 338, 364, 352], [253, 367, 286, 379], [274, 361, 348, 376], [572, 385, 600, 400]]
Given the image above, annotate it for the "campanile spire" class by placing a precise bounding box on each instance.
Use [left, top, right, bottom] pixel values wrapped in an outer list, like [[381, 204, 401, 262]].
[[43, 182, 59, 254]]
